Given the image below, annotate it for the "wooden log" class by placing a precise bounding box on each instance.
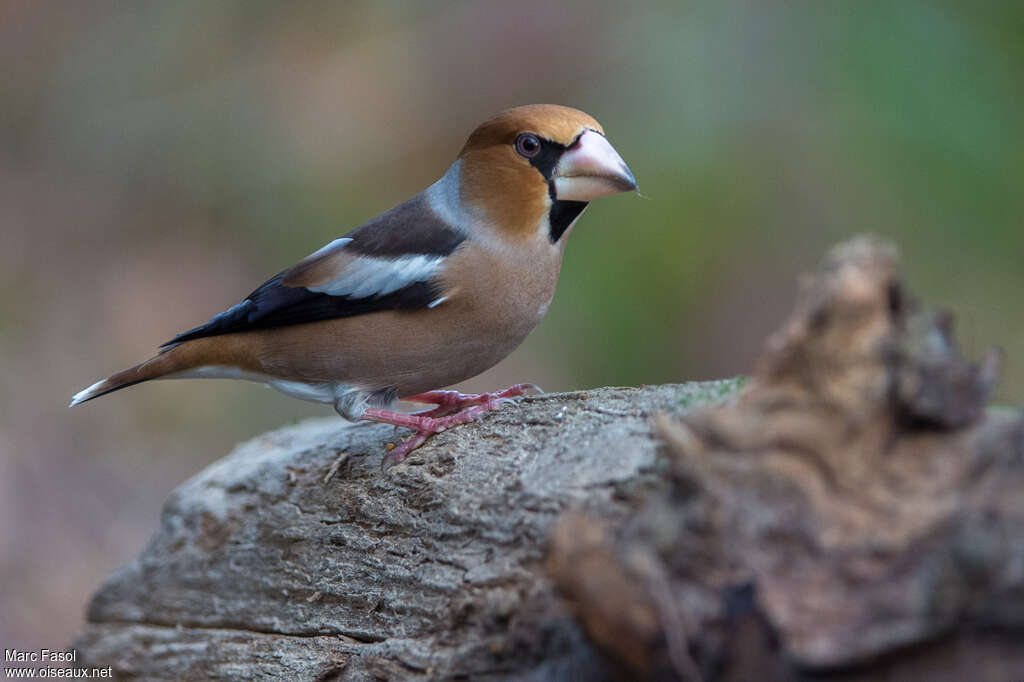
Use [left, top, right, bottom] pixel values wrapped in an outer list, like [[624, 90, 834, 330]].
[[73, 382, 738, 680], [74, 237, 1024, 681]]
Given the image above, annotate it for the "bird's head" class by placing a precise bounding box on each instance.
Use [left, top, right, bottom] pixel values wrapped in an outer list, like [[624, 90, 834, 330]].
[[456, 104, 636, 243]]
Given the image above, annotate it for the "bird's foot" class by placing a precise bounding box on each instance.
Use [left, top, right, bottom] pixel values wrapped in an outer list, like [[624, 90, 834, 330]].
[[363, 383, 543, 468], [405, 383, 543, 416]]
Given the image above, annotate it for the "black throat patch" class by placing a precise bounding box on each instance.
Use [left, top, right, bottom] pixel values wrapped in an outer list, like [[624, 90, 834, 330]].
[[548, 200, 588, 243]]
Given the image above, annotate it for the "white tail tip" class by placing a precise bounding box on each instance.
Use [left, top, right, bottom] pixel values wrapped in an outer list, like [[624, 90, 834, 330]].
[[69, 379, 108, 407]]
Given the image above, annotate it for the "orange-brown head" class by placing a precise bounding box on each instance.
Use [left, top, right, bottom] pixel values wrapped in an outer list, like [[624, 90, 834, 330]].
[[456, 104, 636, 242]]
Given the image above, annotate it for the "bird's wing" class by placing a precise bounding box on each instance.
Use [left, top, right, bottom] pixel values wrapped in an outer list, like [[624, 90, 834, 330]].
[[162, 194, 465, 346]]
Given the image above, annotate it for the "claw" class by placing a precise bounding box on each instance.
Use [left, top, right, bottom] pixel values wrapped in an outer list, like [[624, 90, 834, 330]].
[[380, 431, 430, 469], [516, 382, 545, 396]]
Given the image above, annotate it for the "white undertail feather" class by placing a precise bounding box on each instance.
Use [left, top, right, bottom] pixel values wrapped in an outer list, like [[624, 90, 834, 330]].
[[172, 365, 341, 405]]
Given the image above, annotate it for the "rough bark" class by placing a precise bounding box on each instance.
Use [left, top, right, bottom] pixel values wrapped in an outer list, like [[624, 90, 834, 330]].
[[73, 382, 738, 681], [74, 237, 1024, 681], [547, 237, 1024, 681]]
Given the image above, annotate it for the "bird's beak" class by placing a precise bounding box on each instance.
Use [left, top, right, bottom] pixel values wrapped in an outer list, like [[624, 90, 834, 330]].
[[552, 130, 637, 201]]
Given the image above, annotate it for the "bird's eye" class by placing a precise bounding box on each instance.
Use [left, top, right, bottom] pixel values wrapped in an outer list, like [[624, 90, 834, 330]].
[[515, 133, 541, 158]]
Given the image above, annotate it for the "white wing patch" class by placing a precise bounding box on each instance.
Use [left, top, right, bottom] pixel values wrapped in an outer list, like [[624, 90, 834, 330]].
[[307, 253, 446, 299], [308, 237, 352, 258]]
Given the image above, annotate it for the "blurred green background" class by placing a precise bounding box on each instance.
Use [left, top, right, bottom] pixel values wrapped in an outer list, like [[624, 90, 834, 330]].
[[2, 0, 1022, 651]]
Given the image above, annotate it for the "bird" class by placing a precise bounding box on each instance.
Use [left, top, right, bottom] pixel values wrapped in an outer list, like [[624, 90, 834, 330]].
[[70, 104, 637, 467]]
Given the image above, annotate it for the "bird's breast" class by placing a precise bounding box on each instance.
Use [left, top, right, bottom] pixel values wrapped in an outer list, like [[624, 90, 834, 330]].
[[367, 238, 562, 394], [443, 238, 561, 335]]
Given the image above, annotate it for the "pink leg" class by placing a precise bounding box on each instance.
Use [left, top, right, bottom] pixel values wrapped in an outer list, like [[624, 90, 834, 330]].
[[365, 383, 543, 468], [404, 383, 542, 409]]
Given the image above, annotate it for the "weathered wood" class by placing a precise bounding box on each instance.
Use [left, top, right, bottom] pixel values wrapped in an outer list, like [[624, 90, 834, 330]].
[[73, 382, 738, 680], [74, 237, 1024, 681], [548, 237, 1024, 681]]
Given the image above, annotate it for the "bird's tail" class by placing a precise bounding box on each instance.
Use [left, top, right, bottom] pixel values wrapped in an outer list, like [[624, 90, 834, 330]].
[[69, 343, 199, 407]]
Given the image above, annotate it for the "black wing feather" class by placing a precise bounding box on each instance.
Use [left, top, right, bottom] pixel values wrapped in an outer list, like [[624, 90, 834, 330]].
[[162, 194, 462, 347], [163, 277, 440, 346]]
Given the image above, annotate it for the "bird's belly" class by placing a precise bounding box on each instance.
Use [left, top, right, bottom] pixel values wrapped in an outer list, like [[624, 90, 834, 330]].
[[244, 304, 542, 400], [376, 302, 544, 397]]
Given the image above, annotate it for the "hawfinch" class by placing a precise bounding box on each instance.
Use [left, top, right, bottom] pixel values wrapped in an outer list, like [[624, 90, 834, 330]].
[[71, 104, 637, 466]]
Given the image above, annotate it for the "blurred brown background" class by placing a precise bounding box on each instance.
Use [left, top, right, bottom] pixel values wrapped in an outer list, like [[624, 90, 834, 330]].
[[2, 0, 1022, 652]]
